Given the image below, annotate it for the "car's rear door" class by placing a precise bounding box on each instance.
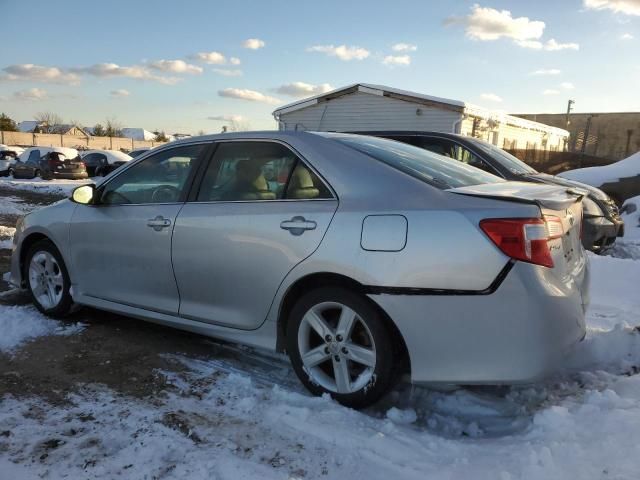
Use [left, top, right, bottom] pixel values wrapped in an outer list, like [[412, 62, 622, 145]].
[[69, 143, 207, 314], [172, 140, 338, 330]]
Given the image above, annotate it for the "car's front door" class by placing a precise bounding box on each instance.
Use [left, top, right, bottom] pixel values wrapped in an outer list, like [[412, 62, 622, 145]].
[[69, 143, 207, 314], [172, 140, 338, 329]]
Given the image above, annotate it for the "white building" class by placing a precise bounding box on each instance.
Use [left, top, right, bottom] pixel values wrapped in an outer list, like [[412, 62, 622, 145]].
[[273, 83, 569, 152], [121, 128, 158, 141]]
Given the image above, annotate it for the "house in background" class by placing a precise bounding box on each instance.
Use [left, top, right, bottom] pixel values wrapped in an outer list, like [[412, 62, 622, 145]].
[[18, 121, 89, 137], [273, 83, 569, 153]]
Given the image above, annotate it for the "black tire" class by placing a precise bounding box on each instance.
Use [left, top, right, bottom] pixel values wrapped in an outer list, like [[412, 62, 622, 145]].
[[286, 287, 395, 409], [24, 240, 75, 318]]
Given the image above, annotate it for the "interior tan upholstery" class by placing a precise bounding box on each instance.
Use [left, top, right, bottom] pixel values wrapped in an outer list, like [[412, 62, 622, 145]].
[[288, 165, 320, 199], [235, 160, 276, 200]]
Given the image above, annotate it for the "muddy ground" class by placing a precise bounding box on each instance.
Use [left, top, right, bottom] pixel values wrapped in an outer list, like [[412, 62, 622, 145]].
[[0, 187, 251, 404]]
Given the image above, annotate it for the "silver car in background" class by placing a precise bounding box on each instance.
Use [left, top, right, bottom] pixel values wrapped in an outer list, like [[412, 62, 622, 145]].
[[8, 132, 589, 408]]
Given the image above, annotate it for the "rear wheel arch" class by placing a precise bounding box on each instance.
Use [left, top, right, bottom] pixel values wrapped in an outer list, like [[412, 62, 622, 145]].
[[276, 272, 411, 377]]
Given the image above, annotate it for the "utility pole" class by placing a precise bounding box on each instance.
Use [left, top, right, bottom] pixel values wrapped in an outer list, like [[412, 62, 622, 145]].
[[565, 99, 574, 128], [565, 99, 575, 152]]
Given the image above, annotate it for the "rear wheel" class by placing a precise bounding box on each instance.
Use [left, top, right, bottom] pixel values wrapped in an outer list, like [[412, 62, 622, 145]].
[[25, 240, 75, 317], [287, 287, 395, 409]]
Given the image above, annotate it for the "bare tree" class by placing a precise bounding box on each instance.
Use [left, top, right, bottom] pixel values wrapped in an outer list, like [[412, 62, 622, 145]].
[[227, 118, 251, 132], [104, 117, 123, 137], [34, 111, 63, 133]]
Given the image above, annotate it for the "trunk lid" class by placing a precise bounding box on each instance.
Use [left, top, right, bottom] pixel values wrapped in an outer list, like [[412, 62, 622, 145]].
[[448, 181, 584, 211], [450, 181, 585, 275]]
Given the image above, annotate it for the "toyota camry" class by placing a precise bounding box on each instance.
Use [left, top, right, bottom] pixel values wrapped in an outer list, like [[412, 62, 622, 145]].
[[8, 132, 589, 408]]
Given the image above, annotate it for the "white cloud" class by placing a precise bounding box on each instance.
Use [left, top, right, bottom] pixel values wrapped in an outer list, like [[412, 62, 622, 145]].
[[517, 38, 580, 50], [0, 64, 80, 84], [212, 68, 243, 77], [110, 89, 130, 98], [560, 82, 575, 89], [544, 39, 580, 51], [192, 51, 227, 64], [307, 44, 370, 61], [584, 0, 640, 16], [243, 38, 265, 49], [450, 5, 545, 42], [148, 59, 203, 74], [543, 89, 561, 95], [218, 88, 280, 105], [391, 43, 417, 52], [382, 55, 411, 66], [12, 88, 48, 101], [531, 68, 562, 75], [274, 82, 334, 98], [72, 63, 180, 84], [480, 93, 503, 102], [208, 114, 245, 122], [621, 32, 635, 39], [230, 57, 241, 65], [449, 6, 579, 51]]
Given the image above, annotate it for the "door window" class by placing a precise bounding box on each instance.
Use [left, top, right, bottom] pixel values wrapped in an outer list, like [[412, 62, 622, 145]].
[[100, 144, 205, 205], [197, 141, 332, 201], [27, 150, 40, 164]]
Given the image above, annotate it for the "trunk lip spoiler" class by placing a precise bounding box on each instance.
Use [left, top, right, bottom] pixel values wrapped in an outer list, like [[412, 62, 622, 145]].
[[447, 186, 584, 211]]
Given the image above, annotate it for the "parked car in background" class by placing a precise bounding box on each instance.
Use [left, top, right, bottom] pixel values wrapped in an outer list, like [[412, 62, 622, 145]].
[[0, 145, 24, 176], [559, 151, 640, 207], [354, 131, 623, 252], [12, 147, 88, 180], [81, 150, 132, 177], [128, 147, 150, 158], [8, 132, 589, 408]]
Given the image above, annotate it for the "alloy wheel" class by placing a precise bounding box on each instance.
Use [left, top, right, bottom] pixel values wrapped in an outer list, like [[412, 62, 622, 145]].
[[28, 251, 64, 310], [297, 301, 377, 394]]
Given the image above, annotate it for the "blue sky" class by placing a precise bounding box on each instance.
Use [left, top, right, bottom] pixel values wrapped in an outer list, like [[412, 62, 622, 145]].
[[1, 0, 638, 134]]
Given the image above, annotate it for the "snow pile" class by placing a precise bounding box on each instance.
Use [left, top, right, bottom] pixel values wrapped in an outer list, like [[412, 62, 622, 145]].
[[559, 151, 640, 187], [0, 177, 90, 196], [0, 305, 83, 353], [0, 225, 15, 249], [622, 195, 640, 240]]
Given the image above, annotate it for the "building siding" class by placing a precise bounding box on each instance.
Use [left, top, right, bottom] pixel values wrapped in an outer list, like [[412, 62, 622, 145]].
[[278, 92, 463, 133]]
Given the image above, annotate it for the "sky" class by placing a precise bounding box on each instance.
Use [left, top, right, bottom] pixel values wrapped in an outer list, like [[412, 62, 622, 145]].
[[0, 0, 639, 134]]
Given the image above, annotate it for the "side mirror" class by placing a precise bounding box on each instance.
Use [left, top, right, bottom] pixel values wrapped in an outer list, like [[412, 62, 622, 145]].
[[71, 184, 97, 205]]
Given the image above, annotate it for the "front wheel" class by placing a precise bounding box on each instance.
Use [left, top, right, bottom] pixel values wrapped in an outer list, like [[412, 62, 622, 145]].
[[25, 240, 75, 317], [287, 287, 395, 409]]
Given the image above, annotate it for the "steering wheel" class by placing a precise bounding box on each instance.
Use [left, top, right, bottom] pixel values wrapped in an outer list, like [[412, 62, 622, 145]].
[[151, 185, 181, 203]]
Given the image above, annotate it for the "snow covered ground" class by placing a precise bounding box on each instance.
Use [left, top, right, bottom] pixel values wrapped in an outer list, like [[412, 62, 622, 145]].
[[0, 253, 638, 479], [1, 175, 640, 479], [0, 176, 92, 196]]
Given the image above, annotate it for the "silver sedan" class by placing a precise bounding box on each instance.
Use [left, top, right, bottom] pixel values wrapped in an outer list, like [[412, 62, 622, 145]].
[[8, 132, 589, 408]]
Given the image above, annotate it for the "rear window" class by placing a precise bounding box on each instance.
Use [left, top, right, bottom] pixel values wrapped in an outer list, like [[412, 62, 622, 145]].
[[327, 134, 503, 189]]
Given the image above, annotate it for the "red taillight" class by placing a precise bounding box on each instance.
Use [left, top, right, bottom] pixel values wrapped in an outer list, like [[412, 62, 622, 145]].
[[480, 218, 557, 268]]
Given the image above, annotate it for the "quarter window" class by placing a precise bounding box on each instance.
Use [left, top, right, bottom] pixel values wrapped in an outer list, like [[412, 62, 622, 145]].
[[100, 144, 204, 205], [197, 141, 332, 202]]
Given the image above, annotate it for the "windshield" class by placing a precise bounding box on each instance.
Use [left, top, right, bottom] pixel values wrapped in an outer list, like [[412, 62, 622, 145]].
[[326, 134, 504, 189], [471, 138, 537, 175]]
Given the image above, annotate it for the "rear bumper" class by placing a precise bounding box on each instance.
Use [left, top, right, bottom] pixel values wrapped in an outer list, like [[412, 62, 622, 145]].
[[52, 171, 88, 179], [583, 216, 624, 251], [370, 259, 589, 385]]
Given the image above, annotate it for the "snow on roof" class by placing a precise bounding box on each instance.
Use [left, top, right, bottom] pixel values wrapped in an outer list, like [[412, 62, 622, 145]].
[[273, 83, 569, 137], [121, 128, 157, 141], [17, 120, 40, 132]]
